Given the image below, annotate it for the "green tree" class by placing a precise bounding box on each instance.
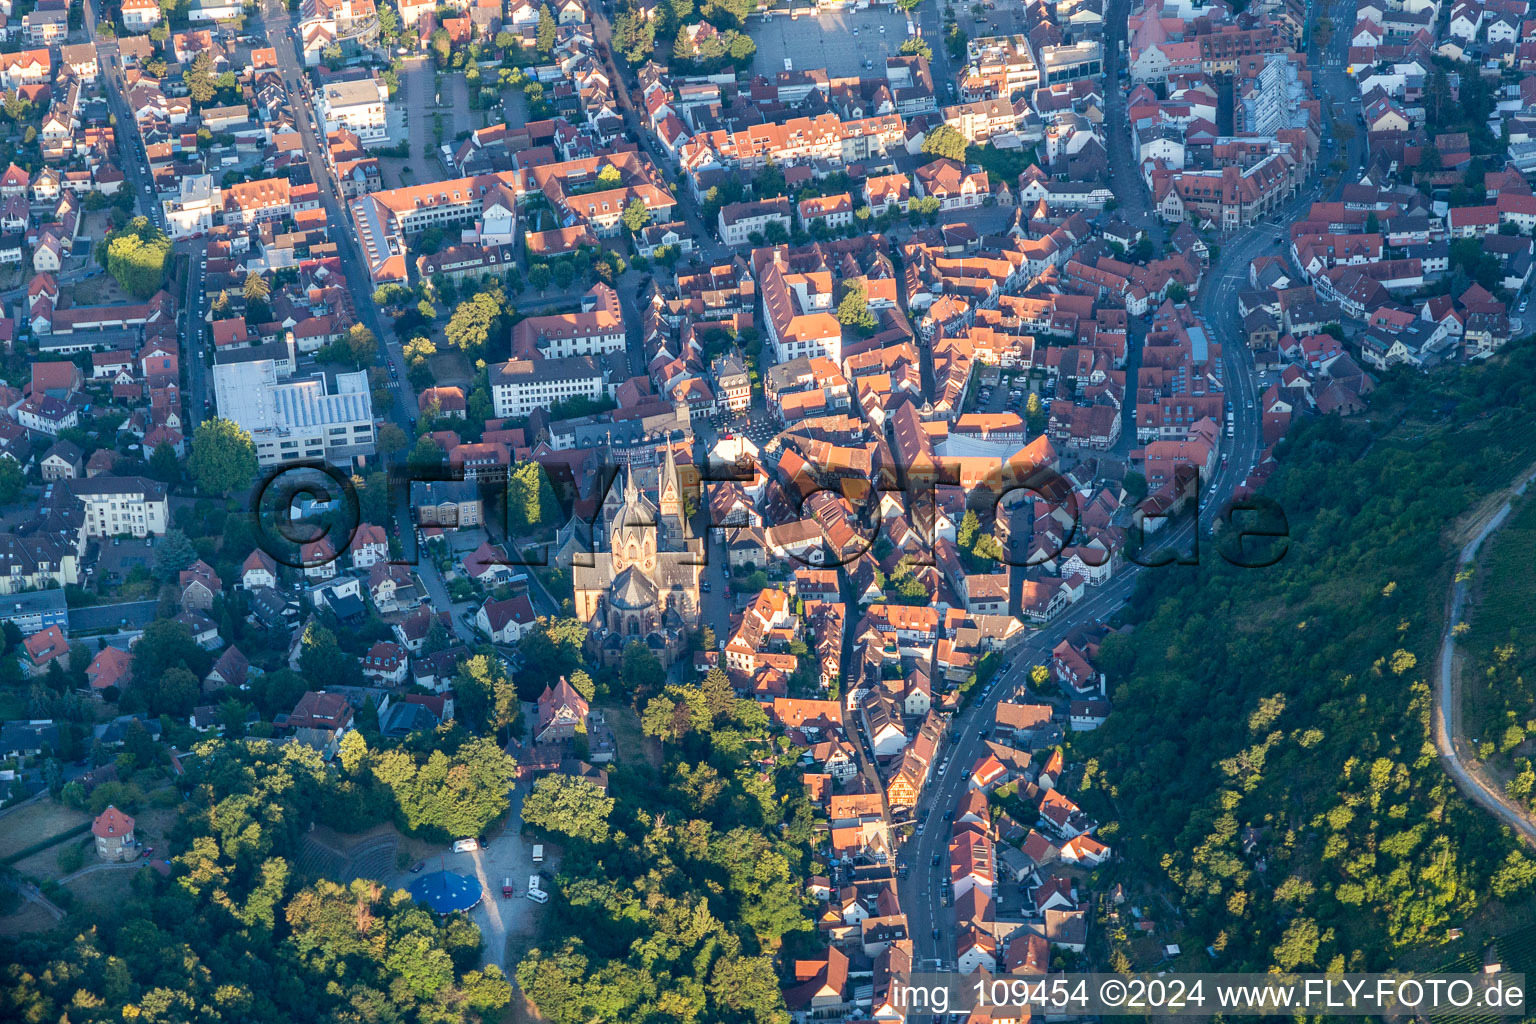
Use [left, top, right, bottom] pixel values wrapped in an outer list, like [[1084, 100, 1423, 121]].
[[537, 3, 558, 52], [520, 772, 614, 844], [622, 198, 652, 233], [899, 36, 932, 60], [100, 217, 171, 298], [344, 323, 377, 366], [188, 417, 257, 496], [956, 509, 980, 548], [621, 641, 665, 694], [1271, 917, 1321, 971], [506, 461, 558, 537], [1024, 391, 1045, 432], [921, 124, 968, 161], [444, 292, 501, 357], [149, 440, 181, 482], [516, 617, 588, 699], [244, 271, 271, 303], [376, 421, 409, 459], [972, 531, 1004, 563], [835, 281, 877, 331], [454, 653, 519, 738], [183, 51, 217, 104], [153, 527, 198, 582], [371, 735, 518, 838], [0, 456, 23, 506], [148, 666, 201, 717], [595, 163, 623, 189], [299, 621, 361, 690]]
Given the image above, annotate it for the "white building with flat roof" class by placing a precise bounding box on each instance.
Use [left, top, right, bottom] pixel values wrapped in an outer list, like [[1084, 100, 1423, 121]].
[[213, 363, 376, 467], [319, 76, 389, 146], [162, 174, 220, 239]]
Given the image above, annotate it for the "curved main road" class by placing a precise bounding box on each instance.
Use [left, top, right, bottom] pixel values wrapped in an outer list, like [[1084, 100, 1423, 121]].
[[900, 0, 1363, 967], [1432, 466, 1536, 845]]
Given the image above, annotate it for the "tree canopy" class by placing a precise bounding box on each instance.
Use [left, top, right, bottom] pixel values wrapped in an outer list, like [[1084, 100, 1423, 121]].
[[1, 738, 512, 1023], [188, 417, 257, 496], [1083, 340, 1536, 969], [99, 217, 171, 298], [444, 292, 502, 359], [921, 124, 968, 161]]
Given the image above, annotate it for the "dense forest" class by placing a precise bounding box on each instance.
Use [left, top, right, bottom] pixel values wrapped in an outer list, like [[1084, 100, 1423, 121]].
[[1082, 339, 1536, 972], [1463, 496, 1536, 810], [515, 667, 811, 1024], [2, 738, 515, 1024]]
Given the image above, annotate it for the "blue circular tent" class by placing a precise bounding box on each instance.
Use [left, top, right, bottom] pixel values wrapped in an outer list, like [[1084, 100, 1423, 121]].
[[408, 870, 482, 914]]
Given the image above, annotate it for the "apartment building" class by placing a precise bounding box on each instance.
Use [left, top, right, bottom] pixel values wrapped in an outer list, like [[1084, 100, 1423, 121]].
[[22, 8, 68, 45], [121, 0, 163, 27], [961, 35, 1039, 100], [679, 113, 907, 176], [319, 75, 389, 146], [510, 283, 625, 359], [55, 476, 170, 538], [212, 363, 376, 467], [488, 352, 622, 418], [0, 49, 51, 91], [349, 173, 518, 284], [754, 247, 843, 366], [222, 176, 315, 226], [718, 197, 792, 247], [162, 174, 221, 239]]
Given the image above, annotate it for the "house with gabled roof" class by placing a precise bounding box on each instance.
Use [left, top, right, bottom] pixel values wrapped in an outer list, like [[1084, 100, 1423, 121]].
[[241, 549, 278, 590], [86, 647, 133, 692], [536, 676, 589, 743]]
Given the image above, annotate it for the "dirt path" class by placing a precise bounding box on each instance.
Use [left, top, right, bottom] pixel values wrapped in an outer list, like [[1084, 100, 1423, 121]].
[[1432, 462, 1536, 845], [58, 860, 143, 884]]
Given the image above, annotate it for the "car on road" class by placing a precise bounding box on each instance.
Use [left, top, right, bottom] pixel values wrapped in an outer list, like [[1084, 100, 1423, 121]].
[[410, 860, 425, 872], [932, 928, 941, 939], [701, 580, 711, 592], [880, 22, 886, 30], [931, 852, 942, 865], [916, 821, 925, 835]]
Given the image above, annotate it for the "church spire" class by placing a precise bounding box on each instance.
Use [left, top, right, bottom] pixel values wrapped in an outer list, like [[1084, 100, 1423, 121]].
[[623, 458, 639, 505], [659, 435, 683, 519]]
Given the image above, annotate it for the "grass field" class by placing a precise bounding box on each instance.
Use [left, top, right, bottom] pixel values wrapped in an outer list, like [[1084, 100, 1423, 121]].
[[599, 703, 655, 768], [1469, 496, 1536, 646], [64, 862, 144, 911], [0, 802, 90, 859], [0, 901, 57, 937]]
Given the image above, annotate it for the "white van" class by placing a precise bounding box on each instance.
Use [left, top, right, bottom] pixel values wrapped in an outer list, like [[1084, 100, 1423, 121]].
[[527, 888, 550, 903], [528, 873, 542, 894], [532, 844, 545, 863], [452, 838, 479, 853]]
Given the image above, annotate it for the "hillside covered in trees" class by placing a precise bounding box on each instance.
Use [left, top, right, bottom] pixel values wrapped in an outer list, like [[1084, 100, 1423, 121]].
[[1082, 339, 1536, 972], [2, 739, 514, 1024], [515, 667, 810, 1024]]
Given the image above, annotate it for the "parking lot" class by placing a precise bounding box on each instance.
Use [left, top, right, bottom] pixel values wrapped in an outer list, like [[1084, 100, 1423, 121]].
[[423, 825, 552, 970], [750, 7, 913, 78]]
